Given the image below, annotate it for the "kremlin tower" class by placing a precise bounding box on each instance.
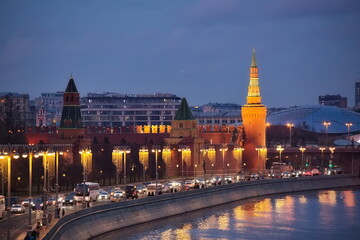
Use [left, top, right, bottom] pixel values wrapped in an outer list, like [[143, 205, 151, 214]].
[[59, 76, 85, 138], [241, 50, 267, 172]]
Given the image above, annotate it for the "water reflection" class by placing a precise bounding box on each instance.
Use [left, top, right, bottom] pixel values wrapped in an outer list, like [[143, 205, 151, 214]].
[[96, 188, 360, 240]]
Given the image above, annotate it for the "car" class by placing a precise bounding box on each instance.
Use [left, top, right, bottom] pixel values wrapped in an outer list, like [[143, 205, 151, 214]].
[[250, 173, 260, 180], [98, 190, 109, 200], [62, 195, 76, 206], [21, 198, 31, 207], [31, 198, 44, 210], [10, 204, 25, 213], [268, 172, 281, 179], [282, 172, 291, 178], [194, 178, 205, 188], [125, 185, 138, 199], [47, 197, 56, 206], [224, 176, 234, 184], [110, 195, 122, 203], [207, 176, 222, 186], [183, 180, 196, 189], [136, 185, 147, 195], [304, 171, 313, 176]]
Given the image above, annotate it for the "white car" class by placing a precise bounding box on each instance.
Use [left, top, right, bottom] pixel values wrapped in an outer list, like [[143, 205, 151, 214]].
[[10, 204, 25, 213], [98, 190, 109, 200]]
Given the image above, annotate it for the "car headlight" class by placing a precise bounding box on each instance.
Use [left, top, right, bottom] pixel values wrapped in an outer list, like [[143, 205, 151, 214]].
[[70, 200, 73, 202]]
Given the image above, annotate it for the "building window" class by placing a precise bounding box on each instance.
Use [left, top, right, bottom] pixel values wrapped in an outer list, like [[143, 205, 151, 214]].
[[179, 123, 183, 128]]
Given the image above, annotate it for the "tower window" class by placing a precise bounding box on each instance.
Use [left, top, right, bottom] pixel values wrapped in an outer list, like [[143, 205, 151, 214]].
[[179, 123, 183, 128]]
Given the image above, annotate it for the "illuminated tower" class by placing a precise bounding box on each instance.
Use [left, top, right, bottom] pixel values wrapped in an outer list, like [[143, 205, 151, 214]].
[[241, 50, 267, 172], [59, 76, 84, 138]]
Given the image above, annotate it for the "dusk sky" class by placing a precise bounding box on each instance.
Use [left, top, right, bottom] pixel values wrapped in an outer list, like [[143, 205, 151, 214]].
[[1, 0, 359, 107]]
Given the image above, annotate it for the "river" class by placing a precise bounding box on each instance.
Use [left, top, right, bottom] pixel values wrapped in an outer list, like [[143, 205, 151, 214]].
[[95, 187, 360, 240]]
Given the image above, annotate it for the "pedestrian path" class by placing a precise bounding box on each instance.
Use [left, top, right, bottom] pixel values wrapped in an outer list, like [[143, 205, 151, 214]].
[[15, 216, 60, 240]]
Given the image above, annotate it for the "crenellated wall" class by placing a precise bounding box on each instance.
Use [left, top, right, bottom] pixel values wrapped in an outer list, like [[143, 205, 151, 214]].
[[43, 175, 360, 240]]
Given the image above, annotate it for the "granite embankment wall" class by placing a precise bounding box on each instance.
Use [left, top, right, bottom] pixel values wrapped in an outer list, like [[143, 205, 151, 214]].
[[44, 174, 360, 240]]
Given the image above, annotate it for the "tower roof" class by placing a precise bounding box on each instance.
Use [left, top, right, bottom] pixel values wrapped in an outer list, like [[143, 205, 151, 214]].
[[174, 98, 194, 120], [251, 49, 257, 68], [65, 77, 78, 93]]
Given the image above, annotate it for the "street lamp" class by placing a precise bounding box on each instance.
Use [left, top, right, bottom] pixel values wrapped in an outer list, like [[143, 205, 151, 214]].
[[162, 146, 171, 180], [276, 145, 284, 164], [286, 123, 294, 147], [0, 146, 20, 240], [219, 144, 228, 182], [345, 123, 353, 140], [227, 163, 230, 176], [319, 147, 326, 168], [299, 147, 306, 170], [151, 146, 161, 195], [233, 146, 244, 172], [194, 164, 197, 178], [79, 147, 92, 209], [255, 147, 266, 172], [323, 121, 331, 146], [200, 146, 208, 185], [123, 147, 131, 186], [178, 145, 190, 180], [139, 146, 149, 182], [329, 147, 335, 170]]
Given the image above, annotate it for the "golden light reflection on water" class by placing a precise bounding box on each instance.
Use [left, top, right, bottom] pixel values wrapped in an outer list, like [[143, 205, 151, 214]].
[[175, 223, 192, 240], [299, 195, 307, 204], [160, 229, 172, 240], [318, 190, 337, 226], [198, 215, 217, 230], [342, 190, 355, 208], [218, 212, 230, 230], [318, 190, 337, 206], [233, 198, 273, 228]]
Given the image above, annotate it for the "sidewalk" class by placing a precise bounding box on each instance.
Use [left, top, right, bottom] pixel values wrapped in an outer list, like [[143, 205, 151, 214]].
[[15, 215, 61, 240]]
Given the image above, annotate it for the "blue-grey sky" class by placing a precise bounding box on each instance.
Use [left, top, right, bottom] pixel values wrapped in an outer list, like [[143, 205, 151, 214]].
[[1, 0, 359, 107]]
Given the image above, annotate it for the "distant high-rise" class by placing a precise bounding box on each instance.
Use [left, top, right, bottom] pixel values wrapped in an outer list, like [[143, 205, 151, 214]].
[[81, 93, 181, 127], [241, 50, 267, 172], [356, 82, 360, 110], [319, 94, 347, 108], [0, 92, 34, 128]]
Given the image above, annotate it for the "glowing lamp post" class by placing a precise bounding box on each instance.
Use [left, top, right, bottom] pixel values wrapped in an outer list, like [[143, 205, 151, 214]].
[[329, 147, 335, 169], [345, 122, 353, 139], [299, 147, 306, 169], [323, 121, 331, 146], [151, 146, 161, 195], [286, 123, 294, 147], [319, 147, 326, 167], [219, 144, 228, 182], [276, 145, 284, 164]]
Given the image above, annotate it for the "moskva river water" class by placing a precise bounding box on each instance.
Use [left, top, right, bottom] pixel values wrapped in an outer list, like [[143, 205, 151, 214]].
[[96, 187, 360, 240]]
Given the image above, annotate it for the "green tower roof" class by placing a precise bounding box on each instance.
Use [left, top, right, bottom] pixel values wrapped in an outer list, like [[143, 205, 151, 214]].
[[251, 49, 257, 68], [65, 77, 78, 93], [174, 98, 194, 120]]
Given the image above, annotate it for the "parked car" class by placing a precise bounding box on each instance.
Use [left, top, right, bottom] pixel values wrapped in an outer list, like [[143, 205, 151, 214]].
[[10, 204, 25, 213], [62, 195, 76, 206]]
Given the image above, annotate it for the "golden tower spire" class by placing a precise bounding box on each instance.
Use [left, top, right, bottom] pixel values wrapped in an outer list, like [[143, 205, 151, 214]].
[[241, 49, 267, 172], [246, 49, 262, 104]]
